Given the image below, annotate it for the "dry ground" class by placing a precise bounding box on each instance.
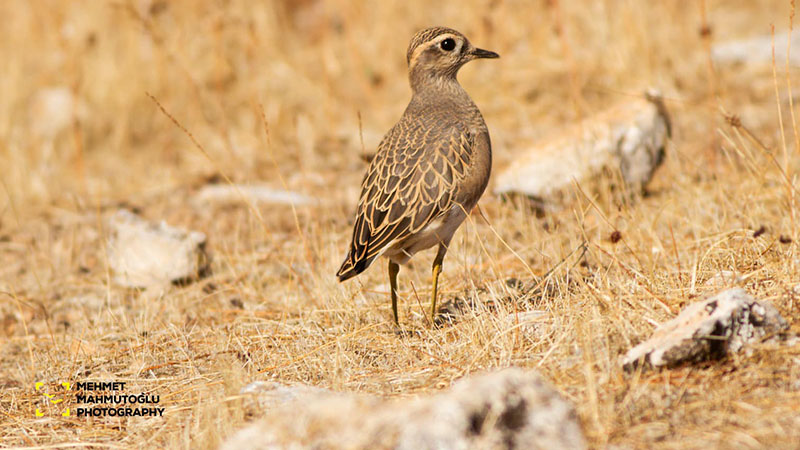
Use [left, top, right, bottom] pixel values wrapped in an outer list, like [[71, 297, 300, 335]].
[[2, 0, 800, 448]]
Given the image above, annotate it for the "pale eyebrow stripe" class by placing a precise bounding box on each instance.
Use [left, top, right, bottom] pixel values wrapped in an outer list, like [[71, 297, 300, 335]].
[[408, 34, 458, 68]]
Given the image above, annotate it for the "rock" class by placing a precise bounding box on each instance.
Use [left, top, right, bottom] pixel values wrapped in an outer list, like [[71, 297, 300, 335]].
[[702, 270, 743, 287], [28, 86, 88, 139], [397, 368, 584, 450], [503, 310, 550, 341], [622, 288, 788, 371], [194, 184, 317, 206], [239, 381, 332, 410], [493, 91, 670, 210], [107, 209, 209, 288], [222, 368, 586, 450], [712, 31, 800, 68], [503, 310, 547, 323]]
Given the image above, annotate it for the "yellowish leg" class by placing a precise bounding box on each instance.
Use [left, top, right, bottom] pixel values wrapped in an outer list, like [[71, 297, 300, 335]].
[[388, 260, 400, 326], [430, 244, 447, 324]]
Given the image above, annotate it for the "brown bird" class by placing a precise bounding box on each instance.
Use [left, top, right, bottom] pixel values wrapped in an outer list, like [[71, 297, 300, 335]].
[[337, 26, 498, 325]]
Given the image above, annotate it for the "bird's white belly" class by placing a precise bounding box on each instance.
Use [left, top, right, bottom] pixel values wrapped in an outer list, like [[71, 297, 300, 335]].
[[382, 205, 469, 265]]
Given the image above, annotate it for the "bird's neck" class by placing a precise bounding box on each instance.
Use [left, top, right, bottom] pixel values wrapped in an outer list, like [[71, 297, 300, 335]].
[[409, 71, 465, 98]]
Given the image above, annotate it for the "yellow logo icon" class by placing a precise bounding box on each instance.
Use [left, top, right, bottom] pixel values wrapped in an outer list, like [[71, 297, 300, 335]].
[[35, 382, 71, 417]]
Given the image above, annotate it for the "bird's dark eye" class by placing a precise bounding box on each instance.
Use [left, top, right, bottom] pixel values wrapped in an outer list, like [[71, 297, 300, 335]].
[[440, 38, 456, 51]]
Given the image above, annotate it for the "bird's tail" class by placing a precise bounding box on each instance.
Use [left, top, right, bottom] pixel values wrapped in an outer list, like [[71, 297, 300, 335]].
[[336, 248, 374, 282]]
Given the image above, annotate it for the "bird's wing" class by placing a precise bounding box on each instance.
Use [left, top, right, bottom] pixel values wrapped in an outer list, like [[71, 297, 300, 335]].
[[337, 121, 475, 280]]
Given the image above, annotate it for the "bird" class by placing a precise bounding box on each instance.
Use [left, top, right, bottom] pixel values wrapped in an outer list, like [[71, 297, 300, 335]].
[[337, 26, 498, 326]]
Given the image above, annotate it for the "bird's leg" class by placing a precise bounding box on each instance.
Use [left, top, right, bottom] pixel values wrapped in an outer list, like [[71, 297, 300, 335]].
[[388, 260, 400, 326], [430, 243, 448, 324]]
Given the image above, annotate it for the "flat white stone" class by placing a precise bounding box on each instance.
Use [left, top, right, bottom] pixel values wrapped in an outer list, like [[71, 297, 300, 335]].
[[107, 209, 209, 288], [712, 31, 800, 68], [223, 368, 586, 450], [623, 288, 788, 371], [194, 184, 317, 206], [494, 91, 670, 210], [29, 86, 88, 139]]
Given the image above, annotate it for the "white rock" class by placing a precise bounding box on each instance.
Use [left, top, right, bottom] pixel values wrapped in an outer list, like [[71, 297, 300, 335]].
[[712, 31, 800, 68], [504, 310, 550, 340], [239, 381, 331, 410], [493, 91, 670, 209], [703, 270, 743, 287], [398, 368, 585, 450], [194, 184, 317, 206], [222, 368, 586, 450], [504, 310, 547, 323], [622, 288, 788, 371], [107, 210, 209, 288], [28, 87, 88, 139]]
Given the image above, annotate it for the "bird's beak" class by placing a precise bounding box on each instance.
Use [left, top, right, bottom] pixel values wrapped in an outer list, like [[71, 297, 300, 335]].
[[471, 47, 500, 59]]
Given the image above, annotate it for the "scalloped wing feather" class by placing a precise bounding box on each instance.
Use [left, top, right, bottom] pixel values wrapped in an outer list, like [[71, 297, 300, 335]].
[[336, 121, 474, 281]]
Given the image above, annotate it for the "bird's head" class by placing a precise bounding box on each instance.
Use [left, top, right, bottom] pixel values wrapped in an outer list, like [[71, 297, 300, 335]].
[[406, 27, 499, 91]]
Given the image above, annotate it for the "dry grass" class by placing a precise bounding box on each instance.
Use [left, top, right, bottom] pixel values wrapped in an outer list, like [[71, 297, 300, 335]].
[[2, 0, 800, 448]]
